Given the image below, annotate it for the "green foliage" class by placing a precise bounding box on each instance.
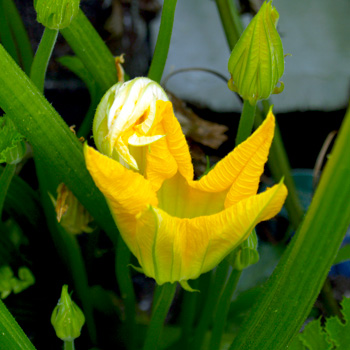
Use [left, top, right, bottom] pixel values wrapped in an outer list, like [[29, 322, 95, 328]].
[[0, 266, 35, 299], [0, 115, 25, 165], [289, 298, 350, 349]]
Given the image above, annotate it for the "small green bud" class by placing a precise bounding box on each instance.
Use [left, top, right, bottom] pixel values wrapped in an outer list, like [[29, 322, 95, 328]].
[[229, 231, 259, 271], [51, 285, 85, 341], [228, 1, 284, 105], [34, 0, 80, 29], [0, 116, 26, 165]]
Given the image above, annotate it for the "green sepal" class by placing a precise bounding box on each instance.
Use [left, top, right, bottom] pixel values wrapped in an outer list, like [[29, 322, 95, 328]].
[[34, 0, 80, 29], [0, 115, 26, 165], [129, 264, 144, 274], [179, 281, 200, 293]]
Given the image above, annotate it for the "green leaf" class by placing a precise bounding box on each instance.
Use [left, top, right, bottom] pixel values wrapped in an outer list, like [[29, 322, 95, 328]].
[[0, 115, 25, 165], [300, 318, 332, 350], [0, 298, 37, 349], [325, 298, 350, 348], [333, 244, 350, 265]]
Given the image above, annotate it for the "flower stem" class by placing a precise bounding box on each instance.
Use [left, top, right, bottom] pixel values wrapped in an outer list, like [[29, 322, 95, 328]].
[[214, 0, 243, 50], [209, 269, 242, 350], [30, 28, 58, 94], [0, 163, 16, 221], [64, 340, 75, 350], [115, 235, 137, 350], [143, 282, 177, 350], [236, 100, 256, 145], [191, 260, 230, 349], [148, 0, 177, 83]]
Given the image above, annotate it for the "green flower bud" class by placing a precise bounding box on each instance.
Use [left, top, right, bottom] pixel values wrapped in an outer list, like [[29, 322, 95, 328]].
[[34, 0, 80, 29], [229, 231, 259, 271], [93, 77, 168, 170], [0, 116, 26, 165], [51, 285, 85, 342], [228, 1, 284, 105]]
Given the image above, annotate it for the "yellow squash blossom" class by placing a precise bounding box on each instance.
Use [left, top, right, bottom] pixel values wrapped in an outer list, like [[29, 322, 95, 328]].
[[84, 77, 287, 291]]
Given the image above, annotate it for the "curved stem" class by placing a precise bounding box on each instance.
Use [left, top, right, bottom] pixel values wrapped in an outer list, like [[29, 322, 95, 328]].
[[115, 235, 137, 350], [0, 163, 16, 221], [209, 269, 242, 350], [143, 282, 177, 350], [236, 100, 256, 145], [148, 0, 177, 83], [30, 28, 58, 93]]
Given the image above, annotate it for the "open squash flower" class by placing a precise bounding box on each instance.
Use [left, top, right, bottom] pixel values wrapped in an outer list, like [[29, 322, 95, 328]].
[[84, 77, 287, 291]]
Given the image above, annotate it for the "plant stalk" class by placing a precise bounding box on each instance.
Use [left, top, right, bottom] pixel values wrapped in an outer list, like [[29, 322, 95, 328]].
[[148, 0, 177, 83], [143, 282, 177, 350]]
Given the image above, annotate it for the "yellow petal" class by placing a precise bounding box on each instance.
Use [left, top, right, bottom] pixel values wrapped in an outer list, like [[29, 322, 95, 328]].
[[146, 101, 194, 191], [84, 144, 158, 257], [191, 111, 275, 208], [157, 172, 226, 218], [135, 181, 287, 285]]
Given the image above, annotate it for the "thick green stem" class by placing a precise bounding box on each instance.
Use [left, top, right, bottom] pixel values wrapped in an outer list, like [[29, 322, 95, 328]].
[[229, 105, 350, 349], [60, 10, 117, 93], [236, 100, 256, 145], [63, 340, 75, 350], [30, 28, 58, 94], [115, 235, 136, 350], [148, 0, 177, 83], [0, 163, 16, 220], [192, 261, 230, 349], [214, 0, 243, 50], [209, 269, 242, 350], [143, 283, 177, 350]]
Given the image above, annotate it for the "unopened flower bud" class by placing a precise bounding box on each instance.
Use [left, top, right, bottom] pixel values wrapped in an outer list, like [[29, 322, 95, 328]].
[[51, 285, 85, 342], [93, 77, 168, 172], [228, 1, 284, 105], [34, 0, 80, 29], [229, 231, 259, 271]]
